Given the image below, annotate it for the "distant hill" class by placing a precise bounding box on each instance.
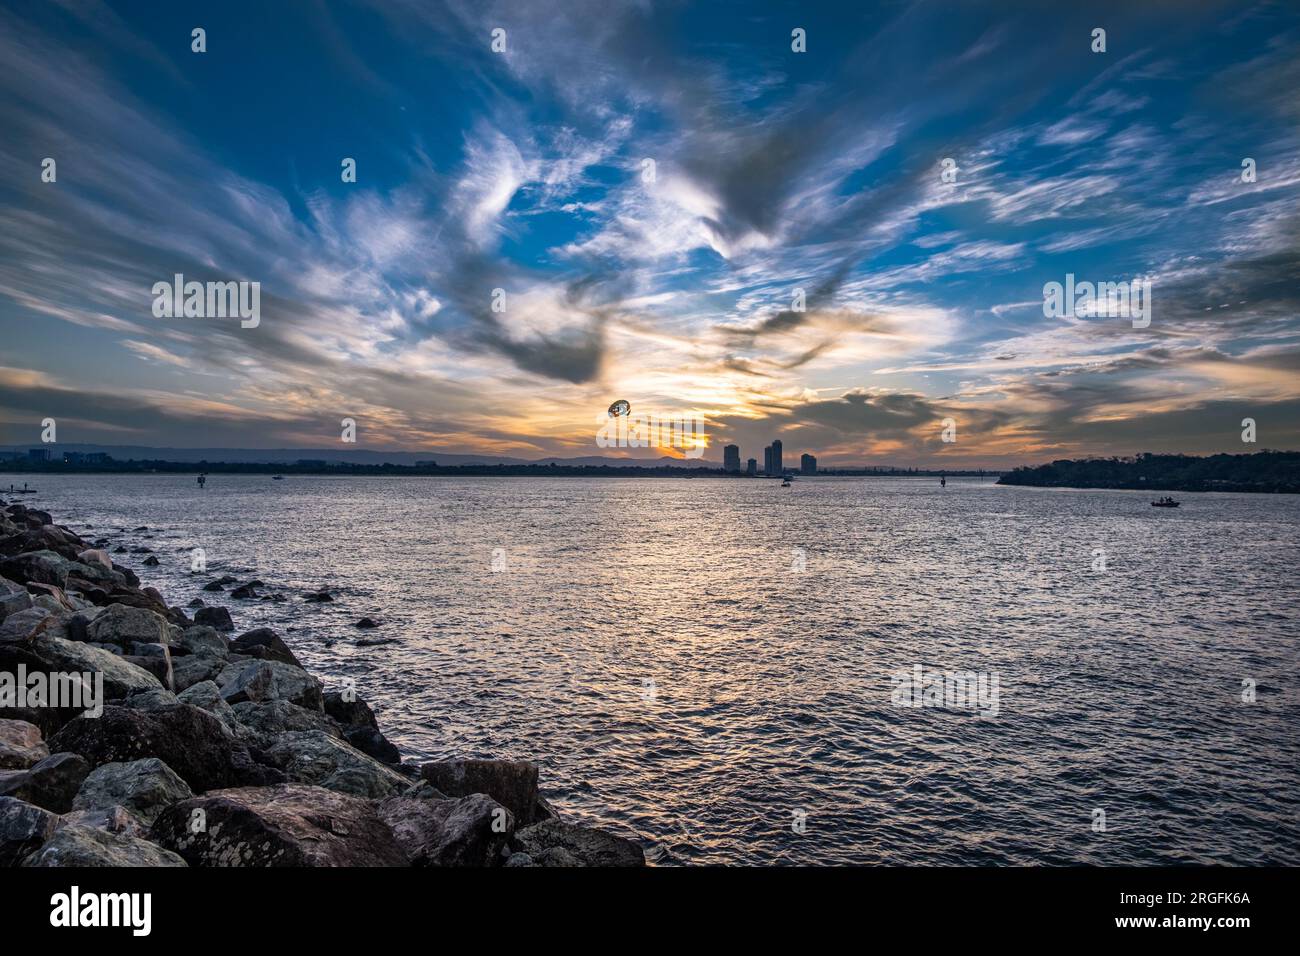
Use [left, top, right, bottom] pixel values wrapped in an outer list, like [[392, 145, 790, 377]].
[[0, 443, 719, 469], [997, 451, 1300, 494]]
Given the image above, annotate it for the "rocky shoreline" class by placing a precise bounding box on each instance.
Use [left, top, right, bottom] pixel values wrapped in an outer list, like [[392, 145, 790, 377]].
[[0, 498, 645, 867]]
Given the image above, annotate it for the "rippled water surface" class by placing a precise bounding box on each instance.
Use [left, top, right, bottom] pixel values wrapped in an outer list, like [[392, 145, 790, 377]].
[[13, 474, 1300, 865]]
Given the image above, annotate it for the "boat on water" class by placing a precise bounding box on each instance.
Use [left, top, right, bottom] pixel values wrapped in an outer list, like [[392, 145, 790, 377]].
[[272, 475, 284, 480], [1151, 497, 1180, 508]]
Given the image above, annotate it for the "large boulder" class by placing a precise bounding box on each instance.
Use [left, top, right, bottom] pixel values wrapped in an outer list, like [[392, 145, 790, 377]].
[[378, 792, 514, 866], [229, 628, 301, 667], [30, 634, 162, 699], [0, 606, 53, 643], [172, 653, 227, 692], [85, 604, 172, 648], [48, 704, 283, 793], [177, 681, 238, 730], [173, 625, 229, 658], [76, 549, 114, 571], [1, 526, 85, 561], [510, 820, 645, 867], [420, 759, 541, 825], [23, 824, 187, 867], [323, 691, 401, 764], [0, 551, 69, 588], [218, 659, 323, 710], [194, 606, 234, 632], [150, 783, 407, 867], [0, 752, 89, 812], [0, 576, 33, 622], [0, 795, 59, 865], [73, 758, 194, 826], [0, 718, 48, 769], [263, 731, 409, 798], [229, 699, 342, 742]]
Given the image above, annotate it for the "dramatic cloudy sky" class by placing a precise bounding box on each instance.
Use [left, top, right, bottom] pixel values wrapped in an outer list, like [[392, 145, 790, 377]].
[[1, 0, 1298, 466]]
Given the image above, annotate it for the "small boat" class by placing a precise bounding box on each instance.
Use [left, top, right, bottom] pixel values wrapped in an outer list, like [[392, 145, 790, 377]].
[[1151, 497, 1180, 508], [272, 475, 284, 480]]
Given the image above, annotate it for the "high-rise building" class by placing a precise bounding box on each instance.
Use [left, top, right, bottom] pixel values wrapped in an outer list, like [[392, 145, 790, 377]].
[[723, 444, 740, 473], [800, 454, 817, 475], [746, 458, 757, 476], [771, 439, 783, 475], [763, 445, 773, 475]]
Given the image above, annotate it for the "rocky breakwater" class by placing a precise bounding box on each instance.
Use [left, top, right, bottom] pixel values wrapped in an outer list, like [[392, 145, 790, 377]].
[[0, 499, 644, 867]]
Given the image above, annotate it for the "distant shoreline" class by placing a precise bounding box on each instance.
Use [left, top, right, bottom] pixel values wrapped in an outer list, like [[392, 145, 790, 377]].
[[0, 462, 1000, 479], [996, 451, 1300, 495]]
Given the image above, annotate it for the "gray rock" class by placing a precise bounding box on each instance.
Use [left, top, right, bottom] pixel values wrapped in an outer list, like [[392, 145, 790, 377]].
[[228, 699, 342, 742], [122, 688, 181, 712], [173, 625, 229, 658], [56, 804, 147, 838], [263, 731, 410, 798], [0, 606, 52, 643], [49, 704, 284, 793], [194, 606, 234, 631], [124, 648, 174, 691], [23, 824, 186, 866], [229, 627, 302, 667], [218, 659, 323, 710], [420, 759, 541, 825], [76, 549, 114, 571], [0, 718, 49, 769], [504, 851, 535, 867], [0, 752, 90, 812], [30, 634, 162, 699], [510, 819, 646, 867], [176, 680, 239, 730], [0, 795, 59, 865], [378, 792, 514, 866], [73, 757, 194, 826], [150, 783, 407, 866], [172, 653, 227, 692], [85, 603, 172, 647], [0, 576, 34, 622]]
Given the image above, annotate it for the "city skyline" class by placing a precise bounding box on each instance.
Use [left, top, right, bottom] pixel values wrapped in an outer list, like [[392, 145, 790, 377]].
[[2, 2, 1299, 468]]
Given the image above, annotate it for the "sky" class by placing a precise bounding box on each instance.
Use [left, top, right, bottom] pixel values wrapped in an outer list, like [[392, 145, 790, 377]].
[[1, 0, 1298, 467]]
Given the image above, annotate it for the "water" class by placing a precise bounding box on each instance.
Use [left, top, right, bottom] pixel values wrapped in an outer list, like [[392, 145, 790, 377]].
[[11, 474, 1299, 865]]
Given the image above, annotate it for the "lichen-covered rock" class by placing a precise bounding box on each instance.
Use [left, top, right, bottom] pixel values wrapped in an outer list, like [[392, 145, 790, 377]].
[[0, 718, 48, 769], [73, 757, 194, 826], [49, 704, 283, 793], [420, 759, 541, 825], [122, 687, 181, 712], [263, 731, 409, 798], [31, 634, 162, 699], [86, 603, 172, 647], [172, 652, 227, 692], [218, 659, 323, 710], [150, 783, 407, 866], [22, 824, 187, 867], [0, 795, 59, 865], [0, 606, 52, 643], [378, 792, 514, 866], [510, 819, 646, 867], [0, 752, 89, 812], [177, 680, 238, 730], [173, 625, 229, 658], [0, 575, 33, 623], [229, 699, 342, 743]]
